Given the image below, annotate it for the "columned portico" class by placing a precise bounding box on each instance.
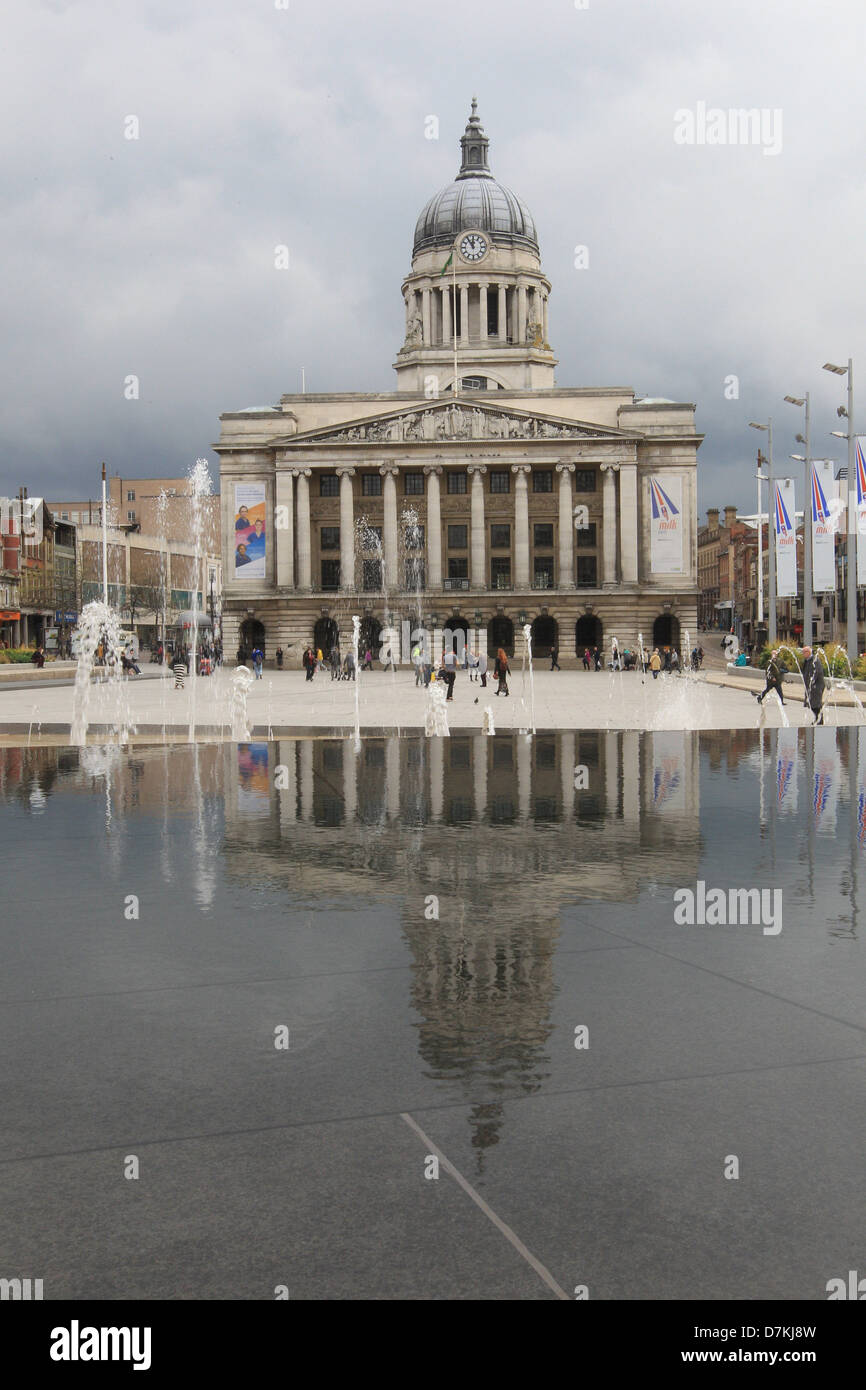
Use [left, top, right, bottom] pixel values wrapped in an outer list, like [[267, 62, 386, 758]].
[[294, 468, 312, 591], [337, 466, 355, 591], [512, 464, 531, 588], [275, 469, 294, 589], [556, 463, 575, 590], [619, 463, 638, 584], [468, 464, 487, 590], [601, 463, 619, 587]]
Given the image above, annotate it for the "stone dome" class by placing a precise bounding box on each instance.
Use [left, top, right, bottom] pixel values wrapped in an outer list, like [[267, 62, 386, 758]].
[[412, 102, 539, 258]]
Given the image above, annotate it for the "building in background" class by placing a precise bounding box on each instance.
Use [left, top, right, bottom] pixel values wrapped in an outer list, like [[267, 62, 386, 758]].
[[216, 105, 702, 667]]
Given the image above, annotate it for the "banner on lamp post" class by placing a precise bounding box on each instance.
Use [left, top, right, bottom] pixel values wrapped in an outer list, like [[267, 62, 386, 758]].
[[774, 478, 797, 598], [649, 476, 683, 574], [856, 438, 866, 587], [811, 460, 837, 593]]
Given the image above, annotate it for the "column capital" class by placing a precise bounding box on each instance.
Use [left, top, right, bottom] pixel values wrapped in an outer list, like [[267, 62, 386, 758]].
[[423, 465, 443, 476], [290, 467, 312, 479], [600, 462, 620, 474], [556, 462, 576, 475], [335, 466, 356, 478], [511, 463, 532, 476], [378, 464, 400, 477], [467, 463, 487, 476]]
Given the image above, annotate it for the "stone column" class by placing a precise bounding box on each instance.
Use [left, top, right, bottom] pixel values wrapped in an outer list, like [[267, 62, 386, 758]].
[[619, 463, 638, 584], [473, 735, 488, 820], [601, 463, 619, 587], [560, 731, 575, 819], [385, 737, 400, 819], [605, 732, 619, 815], [343, 745, 357, 822], [468, 464, 487, 589], [512, 464, 531, 589], [442, 285, 452, 346], [517, 281, 527, 343], [556, 463, 575, 589], [460, 283, 469, 346], [422, 282, 431, 345], [498, 283, 507, 343], [479, 283, 488, 343], [517, 734, 532, 820], [429, 738, 444, 821], [337, 467, 355, 591], [542, 292, 549, 345], [622, 731, 639, 822], [275, 469, 295, 589], [277, 739, 297, 828], [424, 466, 442, 589], [380, 465, 399, 588], [294, 469, 312, 591]]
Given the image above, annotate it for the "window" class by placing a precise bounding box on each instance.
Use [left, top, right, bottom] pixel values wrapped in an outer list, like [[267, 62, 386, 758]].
[[321, 559, 340, 590], [60, 512, 69, 521], [534, 523, 554, 548], [320, 474, 339, 497], [447, 472, 467, 494], [448, 524, 467, 549], [448, 557, 468, 579], [574, 469, 596, 492], [404, 524, 424, 549], [126, 490, 135, 502], [532, 470, 553, 493], [405, 558, 425, 588], [490, 524, 511, 549], [576, 522, 597, 549], [127, 511, 136, 522], [489, 471, 510, 494], [491, 557, 511, 589], [533, 556, 554, 588], [462, 376, 486, 390], [362, 558, 381, 590], [577, 556, 598, 586], [362, 474, 382, 497], [405, 472, 424, 495], [321, 526, 340, 551]]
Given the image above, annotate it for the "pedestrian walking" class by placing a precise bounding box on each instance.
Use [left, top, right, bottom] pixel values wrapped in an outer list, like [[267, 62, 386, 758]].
[[251, 645, 264, 679], [550, 645, 561, 671], [650, 648, 661, 679], [582, 647, 591, 672], [276, 646, 284, 669], [670, 649, 680, 674], [412, 641, 423, 686], [477, 648, 488, 688], [755, 651, 785, 706], [173, 653, 187, 689], [303, 646, 315, 681], [593, 646, 601, 671], [330, 645, 341, 680], [802, 647, 825, 724], [494, 647, 510, 696], [343, 650, 355, 681], [441, 645, 457, 700]]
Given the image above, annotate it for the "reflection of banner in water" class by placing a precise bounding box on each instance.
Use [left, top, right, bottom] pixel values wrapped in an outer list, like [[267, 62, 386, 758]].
[[858, 728, 866, 848], [237, 742, 269, 810], [651, 732, 685, 810], [812, 728, 840, 834], [811, 460, 837, 593], [775, 727, 798, 813], [774, 478, 797, 598], [649, 475, 683, 574]]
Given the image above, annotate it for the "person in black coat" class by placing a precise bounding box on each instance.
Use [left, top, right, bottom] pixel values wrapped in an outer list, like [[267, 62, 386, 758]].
[[801, 647, 826, 724]]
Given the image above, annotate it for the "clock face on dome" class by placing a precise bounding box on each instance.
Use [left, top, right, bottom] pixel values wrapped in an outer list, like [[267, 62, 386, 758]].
[[459, 232, 488, 262]]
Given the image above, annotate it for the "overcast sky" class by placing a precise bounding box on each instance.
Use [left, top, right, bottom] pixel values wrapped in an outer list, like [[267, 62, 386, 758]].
[[2, 0, 865, 514]]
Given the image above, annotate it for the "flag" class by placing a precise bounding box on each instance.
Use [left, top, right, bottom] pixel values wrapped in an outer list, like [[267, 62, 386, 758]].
[[811, 460, 836, 592], [439, 251, 453, 276], [774, 479, 797, 598]]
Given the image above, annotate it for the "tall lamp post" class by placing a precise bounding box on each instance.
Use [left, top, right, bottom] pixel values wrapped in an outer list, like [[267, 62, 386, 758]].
[[785, 392, 811, 646], [750, 419, 776, 643], [823, 360, 857, 658]]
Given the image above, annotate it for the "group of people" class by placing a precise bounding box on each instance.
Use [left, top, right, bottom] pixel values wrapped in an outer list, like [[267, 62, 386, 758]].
[[755, 647, 826, 723]]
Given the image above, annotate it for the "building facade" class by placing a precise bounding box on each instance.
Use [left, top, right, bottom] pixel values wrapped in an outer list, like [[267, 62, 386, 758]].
[[216, 105, 702, 666]]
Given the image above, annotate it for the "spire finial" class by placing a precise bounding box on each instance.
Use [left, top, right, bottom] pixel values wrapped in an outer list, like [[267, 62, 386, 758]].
[[457, 100, 491, 179], [471, 96, 477, 118]]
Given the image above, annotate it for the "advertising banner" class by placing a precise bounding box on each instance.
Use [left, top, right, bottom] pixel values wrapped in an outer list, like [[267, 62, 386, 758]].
[[811, 460, 837, 593], [774, 478, 797, 599], [234, 483, 266, 580], [649, 476, 683, 575], [856, 439, 866, 586]]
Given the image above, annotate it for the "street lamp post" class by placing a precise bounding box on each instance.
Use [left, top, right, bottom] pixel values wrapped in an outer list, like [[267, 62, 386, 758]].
[[824, 360, 856, 657], [785, 392, 811, 646], [750, 420, 776, 643]]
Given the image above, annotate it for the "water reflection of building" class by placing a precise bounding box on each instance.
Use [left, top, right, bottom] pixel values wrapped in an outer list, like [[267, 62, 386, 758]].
[[221, 732, 700, 1162]]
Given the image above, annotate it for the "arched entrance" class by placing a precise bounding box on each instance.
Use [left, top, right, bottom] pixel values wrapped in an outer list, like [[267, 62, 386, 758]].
[[575, 614, 602, 653], [314, 617, 338, 656], [359, 616, 381, 657], [443, 615, 468, 658], [487, 616, 514, 656], [239, 618, 265, 661], [531, 615, 557, 659], [653, 614, 680, 650]]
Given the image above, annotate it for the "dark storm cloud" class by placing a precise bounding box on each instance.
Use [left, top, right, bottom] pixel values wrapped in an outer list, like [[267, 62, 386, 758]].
[[1, 0, 864, 513]]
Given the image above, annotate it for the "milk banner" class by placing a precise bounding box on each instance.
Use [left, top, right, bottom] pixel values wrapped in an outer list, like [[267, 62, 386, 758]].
[[649, 476, 683, 575], [813, 727, 840, 835], [775, 727, 798, 815], [856, 439, 866, 586], [651, 732, 685, 811], [774, 478, 797, 599], [811, 460, 837, 593]]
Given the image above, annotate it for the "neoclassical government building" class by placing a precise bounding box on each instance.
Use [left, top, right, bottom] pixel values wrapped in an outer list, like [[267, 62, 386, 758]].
[[216, 103, 701, 665]]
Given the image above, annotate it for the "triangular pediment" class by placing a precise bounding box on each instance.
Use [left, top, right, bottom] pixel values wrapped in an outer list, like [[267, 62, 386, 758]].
[[269, 400, 638, 448]]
